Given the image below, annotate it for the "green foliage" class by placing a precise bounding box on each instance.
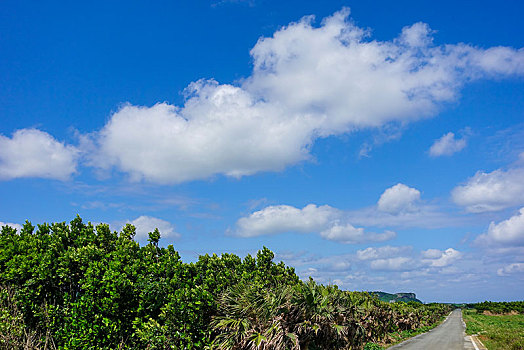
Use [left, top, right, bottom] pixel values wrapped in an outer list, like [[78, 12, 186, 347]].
[[0, 216, 453, 349], [0, 217, 299, 349]]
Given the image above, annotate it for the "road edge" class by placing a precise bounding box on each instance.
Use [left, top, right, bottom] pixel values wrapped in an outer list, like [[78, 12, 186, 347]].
[[467, 334, 487, 350], [385, 309, 456, 349]]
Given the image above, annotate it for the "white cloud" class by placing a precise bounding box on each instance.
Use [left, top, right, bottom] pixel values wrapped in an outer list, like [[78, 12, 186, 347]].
[[421, 248, 442, 259], [88, 87, 316, 183], [452, 166, 524, 212], [248, 10, 523, 131], [370, 257, 415, 271], [322, 183, 466, 229], [235, 204, 338, 237], [362, 246, 461, 272], [237, 183, 459, 242], [429, 132, 466, 157], [126, 216, 181, 240], [469, 46, 524, 76], [320, 223, 395, 244], [422, 248, 461, 267], [84, 8, 524, 183], [497, 262, 524, 276], [0, 221, 23, 232], [357, 246, 411, 260], [0, 129, 79, 181], [234, 203, 394, 244], [477, 208, 524, 246], [378, 183, 421, 214]]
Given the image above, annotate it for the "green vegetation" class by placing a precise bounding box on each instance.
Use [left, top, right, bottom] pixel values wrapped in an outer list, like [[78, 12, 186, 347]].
[[467, 301, 524, 315], [0, 217, 453, 349], [463, 309, 524, 350]]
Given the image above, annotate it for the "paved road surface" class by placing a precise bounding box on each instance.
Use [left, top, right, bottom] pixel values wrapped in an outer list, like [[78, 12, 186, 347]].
[[387, 309, 477, 350]]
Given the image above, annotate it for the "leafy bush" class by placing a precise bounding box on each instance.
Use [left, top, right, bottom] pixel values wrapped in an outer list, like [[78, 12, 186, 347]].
[[0, 217, 299, 349], [0, 216, 452, 349]]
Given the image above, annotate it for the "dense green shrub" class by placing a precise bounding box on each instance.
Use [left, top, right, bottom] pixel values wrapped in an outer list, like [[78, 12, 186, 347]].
[[0, 217, 299, 349], [0, 217, 451, 349]]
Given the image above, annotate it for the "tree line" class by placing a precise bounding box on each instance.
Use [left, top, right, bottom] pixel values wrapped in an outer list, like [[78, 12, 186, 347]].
[[466, 301, 524, 315]]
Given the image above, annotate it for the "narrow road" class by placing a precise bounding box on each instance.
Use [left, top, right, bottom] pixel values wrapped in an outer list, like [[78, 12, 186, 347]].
[[387, 309, 477, 350]]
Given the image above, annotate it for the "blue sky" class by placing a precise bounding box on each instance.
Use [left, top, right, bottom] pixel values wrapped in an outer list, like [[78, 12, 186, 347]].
[[1, 0, 523, 302]]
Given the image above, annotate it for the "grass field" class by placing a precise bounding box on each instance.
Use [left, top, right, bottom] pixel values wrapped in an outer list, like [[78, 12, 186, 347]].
[[463, 309, 524, 350]]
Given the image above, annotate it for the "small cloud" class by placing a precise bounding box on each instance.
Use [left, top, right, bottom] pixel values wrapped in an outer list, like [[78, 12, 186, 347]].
[[0, 129, 79, 181], [370, 257, 415, 271], [357, 246, 411, 260], [378, 183, 421, 214], [422, 248, 461, 267], [497, 262, 524, 276], [429, 132, 466, 157], [320, 223, 395, 244], [329, 261, 351, 272]]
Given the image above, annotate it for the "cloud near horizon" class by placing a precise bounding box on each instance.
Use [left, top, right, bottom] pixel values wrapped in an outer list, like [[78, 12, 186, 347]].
[[235, 182, 462, 241], [3, 8, 523, 183], [234, 203, 395, 244]]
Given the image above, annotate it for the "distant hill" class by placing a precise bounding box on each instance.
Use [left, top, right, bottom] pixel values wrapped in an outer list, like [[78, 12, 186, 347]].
[[371, 291, 422, 303]]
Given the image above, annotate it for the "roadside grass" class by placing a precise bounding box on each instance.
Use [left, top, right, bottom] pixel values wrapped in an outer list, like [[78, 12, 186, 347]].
[[463, 309, 524, 350]]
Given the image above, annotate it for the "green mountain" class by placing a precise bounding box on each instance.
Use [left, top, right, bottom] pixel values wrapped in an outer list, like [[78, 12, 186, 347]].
[[371, 291, 422, 303]]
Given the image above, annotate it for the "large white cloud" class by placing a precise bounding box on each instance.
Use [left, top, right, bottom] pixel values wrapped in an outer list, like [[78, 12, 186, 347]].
[[234, 203, 394, 243], [88, 85, 316, 183], [0, 129, 79, 181], [125, 215, 181, 240], [248, 15, 523, 131], [429, 132, 466, 157], [85, 8, 524, 183], [377, 183, 421, 214], [477, 208, 524, 246], [452, 166, 524, 213]]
